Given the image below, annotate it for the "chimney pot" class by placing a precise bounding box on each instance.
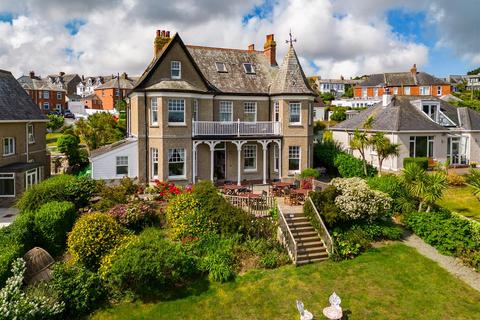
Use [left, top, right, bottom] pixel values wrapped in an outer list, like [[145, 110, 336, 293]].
[[161, 30, 165, 37], [156, 30, 161, 37], [166, 31, 170, 37], [248, 44, 255, 51], [410, 63, 417, 76]]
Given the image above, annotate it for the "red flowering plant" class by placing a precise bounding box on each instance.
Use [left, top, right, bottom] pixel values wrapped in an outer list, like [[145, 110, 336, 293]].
[[153, 180, 182, 202], [108, 200, 157, 231]]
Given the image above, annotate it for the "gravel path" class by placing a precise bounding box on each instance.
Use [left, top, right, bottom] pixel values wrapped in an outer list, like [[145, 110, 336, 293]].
[[402, 232, 480, 292]]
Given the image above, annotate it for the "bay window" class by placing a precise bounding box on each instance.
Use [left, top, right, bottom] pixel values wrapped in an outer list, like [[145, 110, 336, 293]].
[[289, 102, 301, 124], [151, 148, 159, 179], [168, 99, 185, 124], [409, 136, 434, 158], [168, 148, 186, 178], [151, 98, 158, 125]]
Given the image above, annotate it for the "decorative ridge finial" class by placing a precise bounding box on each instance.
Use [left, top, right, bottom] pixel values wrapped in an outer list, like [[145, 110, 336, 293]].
[[286, 29, 297, 47]]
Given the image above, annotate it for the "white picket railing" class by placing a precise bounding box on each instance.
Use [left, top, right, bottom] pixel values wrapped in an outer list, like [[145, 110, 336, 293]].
[[192, 120, 282, 137]]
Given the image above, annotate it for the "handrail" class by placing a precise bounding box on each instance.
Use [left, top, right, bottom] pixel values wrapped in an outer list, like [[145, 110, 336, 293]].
[[306, 197, 334, 255], [277, 204, 298, 264], [192, 120, 282, 136]]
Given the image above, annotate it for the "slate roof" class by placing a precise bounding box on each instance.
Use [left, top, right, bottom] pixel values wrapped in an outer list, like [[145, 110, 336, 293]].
[[134, 33, 313, 96], [96, 74, 138, 90], [360, 72, 447, 87], [0, 70, 47, 121], [330, 95, 479, 132], [187, 45, 276, 94], [90, 138, 137, 158], [270, 45, 314, 95], [17, 75, 66, 92]]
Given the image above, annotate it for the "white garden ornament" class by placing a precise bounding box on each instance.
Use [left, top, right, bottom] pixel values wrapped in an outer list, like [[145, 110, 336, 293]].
[[322, 292, 343, 320], [296, 300, 314, 320]]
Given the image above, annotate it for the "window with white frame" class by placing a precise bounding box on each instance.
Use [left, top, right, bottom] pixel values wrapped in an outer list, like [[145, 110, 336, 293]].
[[219, 101, 233, 122], [361, 88, 367, 97], [38, 91, 42, 98], [28, 124, 34, 144], [274, 101, 280, 122], [374, 88, 379, 97], [243, 144, 256, 171], [0, 173, 15, 197], [116, 156, 128, 175], [422, 104, 438, 121], [244, 102, 256, 122], [274, 144, 279, 172], [43, 102, 49, 110], [115, 89, 120, 97], [168, 99, 185, 123], [171, 61, 181, 79], [3, 137, 14, 156], [409, 136, 434, 158], [43, 91, 49, 99], [242, 63, 255, 74], [436, 86, 442, 96], [192, 99, 199, 121], [151, 148, 159, 178], [288, 146, 300, 172], [56, 104, 61, 111], [404, 87, 411, 95], [26, 168, 38, 190], [289, 102, 301, 124], [168, 148, 186, 178], [420, 86, 430, 95], [56, 91, 62, 100], [151, 98, 158, 125], [393, 87, 399, 95], [215, 62, 227, 72]]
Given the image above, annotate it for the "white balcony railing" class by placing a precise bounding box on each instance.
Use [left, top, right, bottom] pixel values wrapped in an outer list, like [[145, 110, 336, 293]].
[[192, 120, 282, 137]]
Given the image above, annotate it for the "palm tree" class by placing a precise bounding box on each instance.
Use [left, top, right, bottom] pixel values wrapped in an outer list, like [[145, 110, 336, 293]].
[[370, 132, 400, 175], [349, 116, 375, 176], [399, 163, 448, 212], [467, 169, 480, 199]]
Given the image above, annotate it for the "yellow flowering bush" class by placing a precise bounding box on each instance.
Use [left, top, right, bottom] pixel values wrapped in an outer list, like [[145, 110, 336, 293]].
[[98, 234, 138, 280], [67, 212, 127, 270]]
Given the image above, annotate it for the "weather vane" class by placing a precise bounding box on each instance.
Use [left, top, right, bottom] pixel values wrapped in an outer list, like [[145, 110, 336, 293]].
[[286, 29, 297, 46]]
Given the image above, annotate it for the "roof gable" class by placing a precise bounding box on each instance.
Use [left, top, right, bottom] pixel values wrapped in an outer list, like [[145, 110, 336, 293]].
[[133, 33, 211, 92], [270, 45, 314, 95]]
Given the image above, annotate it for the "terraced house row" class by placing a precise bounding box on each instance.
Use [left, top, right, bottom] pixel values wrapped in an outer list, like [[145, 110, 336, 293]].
[[91, 30, 316, 184]]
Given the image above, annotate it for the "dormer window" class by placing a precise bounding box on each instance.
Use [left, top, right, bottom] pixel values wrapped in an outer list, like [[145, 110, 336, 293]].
[[243, 63, 255, 74], [422, 104, 438, 121], [215, 62, 227, 73], [171, 61, 181, 79]]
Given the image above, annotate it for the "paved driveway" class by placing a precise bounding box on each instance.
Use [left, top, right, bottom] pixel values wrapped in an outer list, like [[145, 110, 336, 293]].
[[0, 207, 19, 228]]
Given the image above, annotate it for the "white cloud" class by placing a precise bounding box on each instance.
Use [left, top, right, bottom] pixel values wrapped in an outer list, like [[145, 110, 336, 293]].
[[0, 0, 476, 79]]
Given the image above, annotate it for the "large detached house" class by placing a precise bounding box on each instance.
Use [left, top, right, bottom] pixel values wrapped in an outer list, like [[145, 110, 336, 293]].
[[331, 92, 480, 171], [91, 30, 316, 184], [0, 70, 50, 206]]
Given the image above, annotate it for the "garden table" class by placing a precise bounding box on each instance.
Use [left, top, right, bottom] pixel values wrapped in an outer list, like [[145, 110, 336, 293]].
[[223, 184, 243, 195]]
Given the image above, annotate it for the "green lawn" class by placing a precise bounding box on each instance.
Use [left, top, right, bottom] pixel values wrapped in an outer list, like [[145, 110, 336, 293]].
[[91, 244, 480, 320], [438, 186, 480, 221]]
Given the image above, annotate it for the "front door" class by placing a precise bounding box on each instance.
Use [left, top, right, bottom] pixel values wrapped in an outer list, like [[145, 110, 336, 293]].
[[214, 143, 226, 181]]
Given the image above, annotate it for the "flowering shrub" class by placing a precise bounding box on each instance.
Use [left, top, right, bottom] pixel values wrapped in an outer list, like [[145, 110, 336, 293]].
[[152, 180, 182, 201], [67, 212, 128, 270], [0, 258, 64, 319], [108, 200, 157, 231], [331, 177, 392, 221]]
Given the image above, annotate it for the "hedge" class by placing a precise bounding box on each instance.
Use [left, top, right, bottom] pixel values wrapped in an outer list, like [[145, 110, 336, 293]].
[[403, 210, 480, 270], [403, 157, 429, 170], [334, 153, 377, 178]]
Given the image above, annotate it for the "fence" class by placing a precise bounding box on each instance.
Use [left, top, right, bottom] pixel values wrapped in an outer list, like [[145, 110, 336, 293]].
[[223, 194, 276, 217], [305, 197, 334, 255]]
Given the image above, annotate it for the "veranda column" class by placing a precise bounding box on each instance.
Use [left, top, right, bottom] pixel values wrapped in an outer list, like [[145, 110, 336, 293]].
[[206, 141, 221, 183], [232, 140, 247, 185], [259, 140, 271, 185], [192, 141, 202, 184], [275, 140, 282, 181]]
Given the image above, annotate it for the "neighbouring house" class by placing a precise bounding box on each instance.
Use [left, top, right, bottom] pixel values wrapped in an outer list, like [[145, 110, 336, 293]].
[[17, 72, 67, 114], [331, 97, 380, 109], [354, 64, 451, 99], [311, 76, 361, 97], [46, 72, 82, 96], [81, 93, 103, 110], [90, 138, 138, 180], [331, 91, 480, 171], [447, 75, 467, 92], [94, 73, 137, 110], [91, 30, 316, 183], [76, 75, 114, 98], [466, 73, 480, 91], [0, 69, 50, 207], [66, 94, 83, 114]]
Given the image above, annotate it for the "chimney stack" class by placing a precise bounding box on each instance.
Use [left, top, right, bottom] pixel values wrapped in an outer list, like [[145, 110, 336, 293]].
[[29, 71, 35, 78], [410, 63, 417, 76], [382, 88, 392, 107], [248, 44, 255, 51], [154, 29, 172, 57], [263, 34, 277, 66], [59, 71, 65, 77]]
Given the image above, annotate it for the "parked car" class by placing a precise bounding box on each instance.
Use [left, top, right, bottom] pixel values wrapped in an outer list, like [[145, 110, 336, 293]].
[[63, 110, 75, 119]]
